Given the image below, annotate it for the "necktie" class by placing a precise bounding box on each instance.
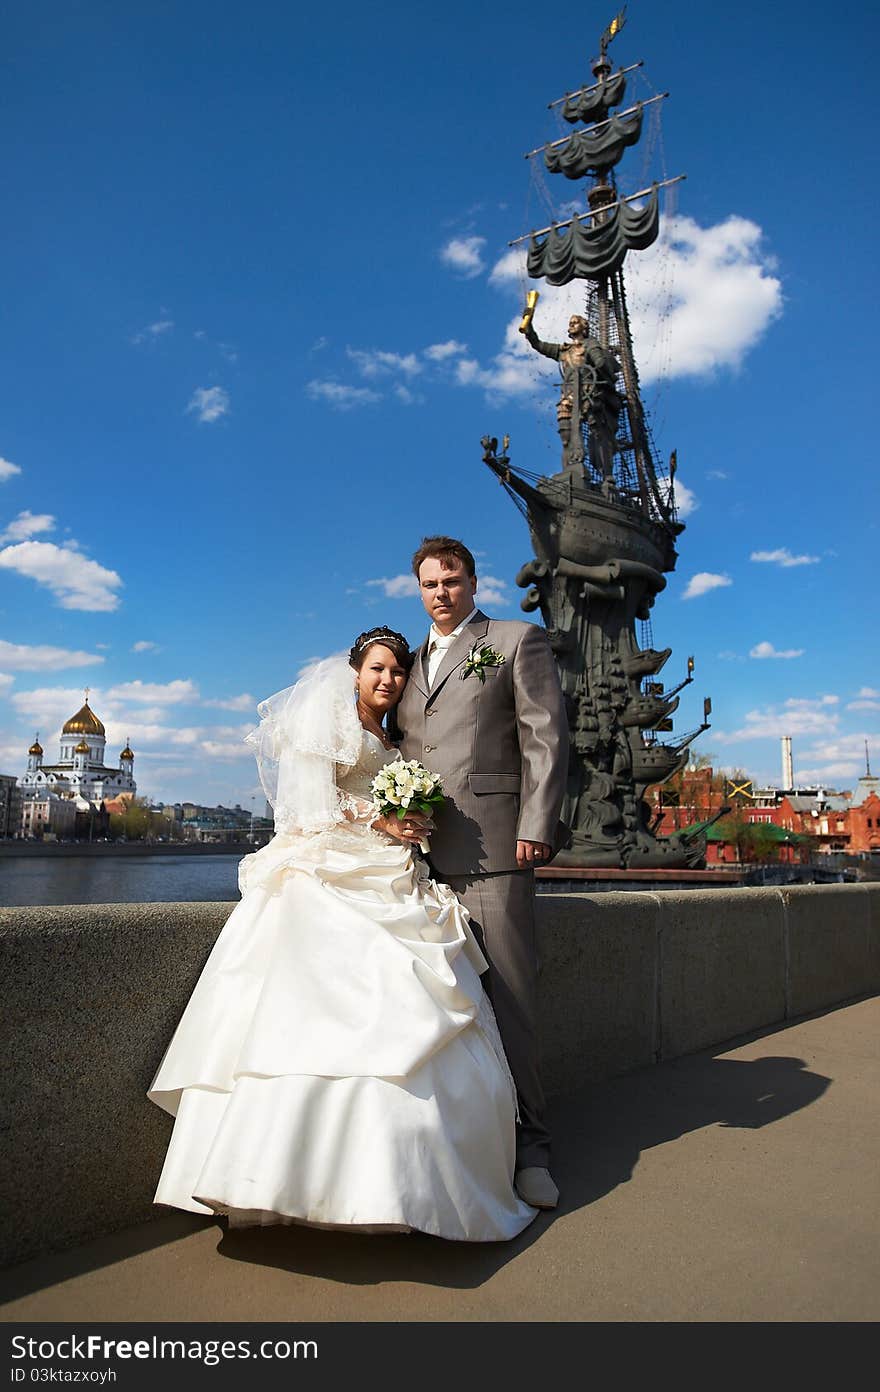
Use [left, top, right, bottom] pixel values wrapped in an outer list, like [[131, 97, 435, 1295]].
[[427, 630, 457, 687]]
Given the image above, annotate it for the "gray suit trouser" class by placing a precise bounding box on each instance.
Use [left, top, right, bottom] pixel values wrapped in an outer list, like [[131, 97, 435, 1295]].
[[442, 867, 550, 1169]]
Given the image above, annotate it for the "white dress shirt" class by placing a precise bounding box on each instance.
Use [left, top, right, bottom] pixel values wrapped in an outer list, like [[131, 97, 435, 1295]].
[[426, 607, 478, 687]]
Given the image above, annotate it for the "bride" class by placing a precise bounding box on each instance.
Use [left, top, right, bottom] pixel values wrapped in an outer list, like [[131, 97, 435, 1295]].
[[148, 627, 537, 1241]]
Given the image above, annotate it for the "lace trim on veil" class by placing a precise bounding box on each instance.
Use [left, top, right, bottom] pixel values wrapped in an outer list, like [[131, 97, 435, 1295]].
[[245, 655, 362, 836]]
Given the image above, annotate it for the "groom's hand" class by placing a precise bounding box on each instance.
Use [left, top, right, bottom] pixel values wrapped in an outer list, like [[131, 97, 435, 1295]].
[[516, 839, 551, 868]]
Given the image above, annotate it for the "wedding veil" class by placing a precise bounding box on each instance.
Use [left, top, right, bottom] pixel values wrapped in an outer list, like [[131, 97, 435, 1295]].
[[245, 654, 362, 834]]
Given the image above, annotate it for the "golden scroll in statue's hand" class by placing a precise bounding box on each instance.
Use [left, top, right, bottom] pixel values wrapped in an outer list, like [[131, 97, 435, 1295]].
[[519, 290, 539, 335]]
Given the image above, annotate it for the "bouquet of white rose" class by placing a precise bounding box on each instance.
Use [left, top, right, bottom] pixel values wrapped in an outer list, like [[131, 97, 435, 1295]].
[[370, 759, 445, 854]]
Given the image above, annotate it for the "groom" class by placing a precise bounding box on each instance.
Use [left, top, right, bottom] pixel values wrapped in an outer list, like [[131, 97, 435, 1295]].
[[393, 535, 569, 1209]]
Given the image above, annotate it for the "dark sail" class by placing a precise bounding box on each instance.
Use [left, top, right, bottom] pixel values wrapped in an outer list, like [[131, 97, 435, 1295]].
[[545, 108, 643, 179], [526, 188, 659, 285], [562, 69, 626, 124]]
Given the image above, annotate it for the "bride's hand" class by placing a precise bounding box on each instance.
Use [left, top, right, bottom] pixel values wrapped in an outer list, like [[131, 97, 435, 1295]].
[[374, 812, 433, 844]]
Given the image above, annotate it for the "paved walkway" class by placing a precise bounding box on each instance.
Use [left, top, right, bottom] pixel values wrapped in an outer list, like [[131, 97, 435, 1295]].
[[2, 997, 879, 1322]]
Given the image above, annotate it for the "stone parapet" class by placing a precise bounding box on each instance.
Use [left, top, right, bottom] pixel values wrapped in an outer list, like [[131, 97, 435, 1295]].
[[2, 885, 878, 1267]]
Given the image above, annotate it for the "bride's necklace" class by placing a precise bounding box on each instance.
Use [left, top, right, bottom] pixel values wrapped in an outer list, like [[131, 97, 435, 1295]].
[[356, 701, 394, 750]]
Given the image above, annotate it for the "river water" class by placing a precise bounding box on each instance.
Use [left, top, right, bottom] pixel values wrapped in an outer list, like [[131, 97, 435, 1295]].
[[0, 854, 243, 907]]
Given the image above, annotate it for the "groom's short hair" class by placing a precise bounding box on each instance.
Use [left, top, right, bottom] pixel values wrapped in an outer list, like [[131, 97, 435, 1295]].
[[411, 536, 476, 578]]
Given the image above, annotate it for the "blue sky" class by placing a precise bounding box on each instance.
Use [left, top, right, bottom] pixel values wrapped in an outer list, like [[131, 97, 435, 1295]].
[[1, 0, 877, 809]]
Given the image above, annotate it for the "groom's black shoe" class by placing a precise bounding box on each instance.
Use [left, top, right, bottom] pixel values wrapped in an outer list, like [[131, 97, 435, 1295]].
[[515, 1166, 559, 1209]]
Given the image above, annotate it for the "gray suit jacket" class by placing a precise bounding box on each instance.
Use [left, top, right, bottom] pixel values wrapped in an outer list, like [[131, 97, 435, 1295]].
[[393, 611, 569, 876]]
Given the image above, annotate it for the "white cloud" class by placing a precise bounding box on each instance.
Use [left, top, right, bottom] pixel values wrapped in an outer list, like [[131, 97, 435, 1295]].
[[452, 325, 540, 400], [857, 687, 879, 699], [366, 575, 419, 599], [131, 640, 160, 653], [0, 511, 56, 544], [0, 673, 13, 694], [0, 640, 105, 671], [346, 349, 422, 379], [714, 698, 841, 744], [0, 458, 22, 483], [749, 641, 805, 660], [104, 679, 199, 705], [424, 340, 468, 362], [187, 386, 230, 423], [131, 319, 174, 344], [707, 469, 728, 480], [106, 721, 204, 747], [785, 695, 837, 707], [624, 214, 782, 381], [798, 732, 880, 765], [796, 763, 862, 783], [393, 385, 424, 406], [440, 236, 486, 279], [750, 548, 820, 568], [0, 737, 25, 766], [848, 699, 880, 712], [682, 572, 732, 600], [794, 730, 880, 785], [306, 381, 381, 410], [487, 248, 527, 289], [11, 686, 95, 724], [115, 704, 166, 723], [203, 693, 257, 712], [657, 476, 697, 518], [476, 574, 510, 607], [200, 739, 252, 759], [0, 541, 122, 611]]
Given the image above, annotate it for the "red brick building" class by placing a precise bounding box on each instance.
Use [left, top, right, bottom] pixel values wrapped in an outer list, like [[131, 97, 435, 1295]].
[[849, 791, 880, 853], [650, 753, 880, 864]]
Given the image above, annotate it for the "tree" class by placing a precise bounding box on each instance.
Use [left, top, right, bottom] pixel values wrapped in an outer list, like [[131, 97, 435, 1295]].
[[109, 796, 152, 841]]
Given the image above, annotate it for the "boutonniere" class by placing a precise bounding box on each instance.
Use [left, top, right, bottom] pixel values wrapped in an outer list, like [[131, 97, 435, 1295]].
[[460, 642, 506, 683]]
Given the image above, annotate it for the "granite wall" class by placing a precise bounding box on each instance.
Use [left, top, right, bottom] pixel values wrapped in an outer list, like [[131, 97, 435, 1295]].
[[2, 884, 878, 1266]]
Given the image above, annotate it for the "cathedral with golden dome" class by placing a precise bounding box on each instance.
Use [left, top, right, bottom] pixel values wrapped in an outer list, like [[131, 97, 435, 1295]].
[[21, 692, 137, 804]]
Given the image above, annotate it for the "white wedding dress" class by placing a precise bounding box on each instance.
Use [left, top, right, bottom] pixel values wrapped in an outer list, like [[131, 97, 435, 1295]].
[[148, 726, 536, 1241]]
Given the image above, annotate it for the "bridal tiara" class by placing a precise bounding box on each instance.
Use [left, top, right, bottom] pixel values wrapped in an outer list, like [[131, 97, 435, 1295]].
[[354, 631, 404, 654]]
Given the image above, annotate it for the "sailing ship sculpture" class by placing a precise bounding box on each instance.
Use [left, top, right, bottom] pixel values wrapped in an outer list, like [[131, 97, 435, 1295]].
[[483, 12, 713, 868]]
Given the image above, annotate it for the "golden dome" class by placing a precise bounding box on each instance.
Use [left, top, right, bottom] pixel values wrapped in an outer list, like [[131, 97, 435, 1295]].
[[74, 739, 91, 754], [28, 740, 43, 756], [62, 701, 105, 737], [120, 743, 134, 761]]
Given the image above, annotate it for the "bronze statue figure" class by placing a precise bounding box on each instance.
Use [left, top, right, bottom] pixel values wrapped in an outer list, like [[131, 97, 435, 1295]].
[[521, 311, 623, 482]]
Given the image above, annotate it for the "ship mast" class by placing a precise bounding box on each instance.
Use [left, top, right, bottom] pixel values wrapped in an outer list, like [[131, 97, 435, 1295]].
[[482, 12, 713, 870], [514, 6, 685, 529]]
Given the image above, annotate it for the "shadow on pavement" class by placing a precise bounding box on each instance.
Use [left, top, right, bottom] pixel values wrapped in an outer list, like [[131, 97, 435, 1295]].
[[0, 1213, 211, 1308], [0, 1038, 831, 1304], [213, 1050, 830, 1289]]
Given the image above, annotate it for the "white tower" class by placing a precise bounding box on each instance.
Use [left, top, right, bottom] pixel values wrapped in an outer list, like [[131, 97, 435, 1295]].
[[119, 739, 135, 789], [781, 736, 793, 791], [27, 734, 43, 774], [73, 739, 90, 778]]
